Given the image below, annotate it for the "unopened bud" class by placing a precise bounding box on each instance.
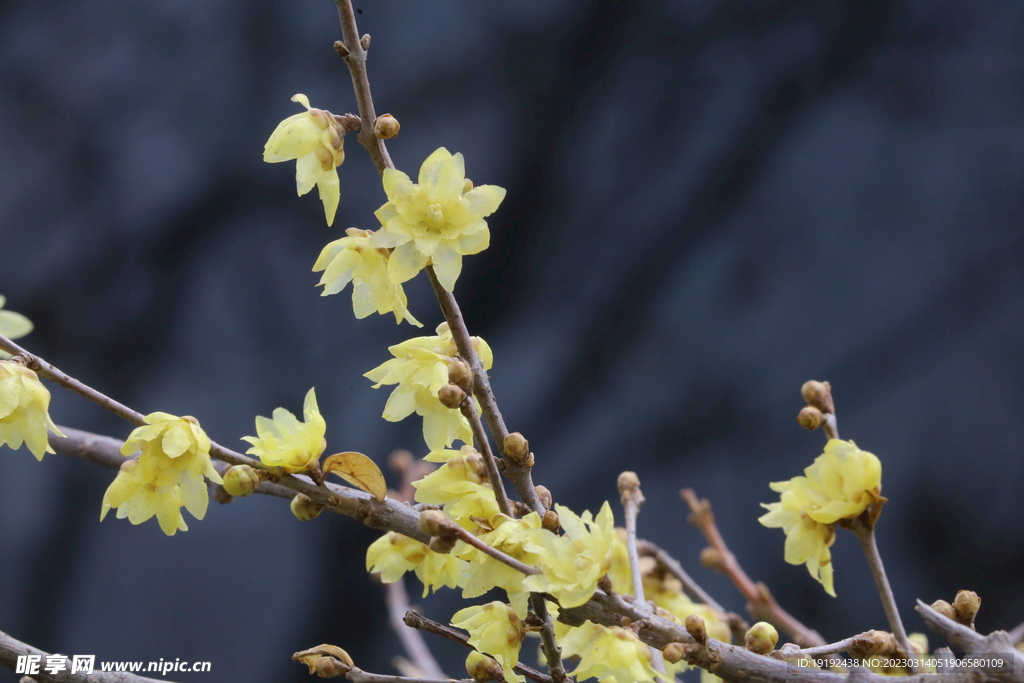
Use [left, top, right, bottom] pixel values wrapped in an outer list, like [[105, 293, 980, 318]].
[[373, 113, 399, 140], [685, 614, 708, 645], [388, 449, 414, 473], [360, 33, 371, 51], [290, 493, 323, 521], [447, 359, 473, 392], [745, 622, 779, 655], [418, 509, 451, 537], [535, 485, 552, 510], [503, 432, 530, 465], [316, 657, 351, 678], [438, 384, 466, 409], [931, 599, 957, 622], [429, 534, 458, 554], [850, 630, 894, 658], [797, 405, 823, 431], [700, 546, 724, 572], [662, 642, 686, 664], [466, 651, 503, 682], [542, 510, 560, 532], [953, 590, 980, 627], [617, 471, 640, 495], [223, 464, 261, 497], [800, 380, 833, 413]]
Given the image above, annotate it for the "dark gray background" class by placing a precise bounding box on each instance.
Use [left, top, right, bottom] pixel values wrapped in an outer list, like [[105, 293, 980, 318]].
[[1, 0, 1022, 681]]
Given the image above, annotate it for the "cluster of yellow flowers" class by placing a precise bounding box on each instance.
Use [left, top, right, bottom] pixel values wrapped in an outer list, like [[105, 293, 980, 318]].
[[266, 98, 506, 322], [365, 322, 491, 451], [100, 413, 223, 536], [759, 439, 883, 596]]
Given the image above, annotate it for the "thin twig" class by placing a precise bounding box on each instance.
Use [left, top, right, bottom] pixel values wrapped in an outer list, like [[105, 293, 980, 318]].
[[916, 600, 1024, 675], [460, 398, 513, 517], [529, 595, 567, 683], [636, 540, 724, 613], [849, 518, 916, 673], [0, 630, 170, 683], [347, 668, 469, 683], [453, 526, 540, 576], [385, 580, 446, 680], [680, 488, 825, 647], [402, 612, 553, 683], [772, 636, 857, 659], [620, 475, 666, 678]]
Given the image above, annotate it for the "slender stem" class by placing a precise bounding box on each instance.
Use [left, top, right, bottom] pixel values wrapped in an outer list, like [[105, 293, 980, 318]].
[[347, 668, 469, 683], [459, 398, 513, 517], [621, 484, 667, 678], [850, 520, 916, 673], [776, 636, 857, 658], [402, 612, 554, 683], [821, 413, 839, 441], [681, 488, 825, 648], [636, 540, 725, 613], [385, 580, 446, 680], [0, 629, 169, 683], [453, 526, 541, 576], [529, 595, 567, 683]]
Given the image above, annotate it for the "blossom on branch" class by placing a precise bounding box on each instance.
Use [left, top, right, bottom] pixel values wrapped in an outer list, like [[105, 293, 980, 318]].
[[0, 360, 64, 460], [371, 148, 506, 291], [264, 94, 345, 226], [365, 531, 466, 597], [101, 413, 222, 536], [241, 388, 327, 473], [313, 228, 421, 326], [759, 439, 883, 596], [365, 322, 492, 451], [450, 602, 525, 683]]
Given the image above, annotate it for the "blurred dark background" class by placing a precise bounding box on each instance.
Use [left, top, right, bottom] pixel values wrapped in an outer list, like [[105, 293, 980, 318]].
[[2, 0, 1023, 680]]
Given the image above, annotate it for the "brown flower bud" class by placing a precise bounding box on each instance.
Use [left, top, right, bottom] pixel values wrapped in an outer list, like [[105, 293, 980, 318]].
[[503, 432, 530, 465], [462, 178, 474, 194], [685, 614, 708, 645], [662, 642, 686, 664], [447, 359, 473, 392], [930, 599, 956, 621], [428, 534, 457, 554], [438, 384, 466, 409], [849, 630, 895, 658], [418, 509, 451, 537], [535, 485, 553, 510], [797, 405, 823, 431], [466, 651, 503, 682], [700, 546, 725, 572], [290, 493, 323, 521], [800, 380, 834, 413], [316, 657, 351, 678], [542, 510, 560, 532], [293, 644, 354, 677], [373, 113, 399, 140], [360, 33, 371, 51], [953, 590, 980, 628], [745, 622, 779, 655], [388, 449, 414, 473], [617, 471, 640, 495], [223, 464, 261, 497]]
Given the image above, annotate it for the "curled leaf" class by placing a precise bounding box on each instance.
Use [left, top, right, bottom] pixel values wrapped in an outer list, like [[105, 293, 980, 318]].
[[292, 644, 354, 676], [323, 451, 387, 502]]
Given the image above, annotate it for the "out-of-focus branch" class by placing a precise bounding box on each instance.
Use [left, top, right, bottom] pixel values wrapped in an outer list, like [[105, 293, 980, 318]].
[[0, 630, 169, 683], [680, 488, 825, 647], [384, 579, 446, 680]]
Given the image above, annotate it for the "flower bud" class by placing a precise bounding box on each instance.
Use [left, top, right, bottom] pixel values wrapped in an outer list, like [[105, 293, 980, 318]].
[[662, 642, 686, 664], [953, 590, 980, 627], [542, 510, 560, 533], [617, 471, 640, 495], [685, 614, 708, 645], [466, 651, 503, 682], [797, 405, 823, 431], [448, 359, 474, 392], [418, 509, 452, 537], [745, 622, 778, 655], [800, 380, 834, 413], [290, 493, 323, 521], [293, 645, 354, 677], [700, 546, 724, 572], [223, 464, 261, 497], [428, 534, 458, 554], [360, 33, 371, 51], [931, 599, 956, 621], [388, 449, 414, 473], [503, 432, 530, 465], [535, 485, 552, 510], [373, 114, 399, 140], [438, 384, 466, 409], [850, 630, 895, 658], [316, 657, 351, 678]]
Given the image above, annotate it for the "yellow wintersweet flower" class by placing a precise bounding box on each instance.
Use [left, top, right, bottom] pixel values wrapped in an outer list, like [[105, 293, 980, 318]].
[[450, 602, 525, 683], [101, 413, 223, 536], [412, 451, 488, 505], [313, 228, 421, 326], [241, 388, 326, 474], [365, 322, 493, 451], [264, 94, 345, 226], [371, 148, 506, 291], [759, 439, 882, 596], [571, 624, 660, 683], [523, 502, 615, 608], [366, 531, 466, 597], [0, 361, 64, 460], [0, 295, 33, 359]]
